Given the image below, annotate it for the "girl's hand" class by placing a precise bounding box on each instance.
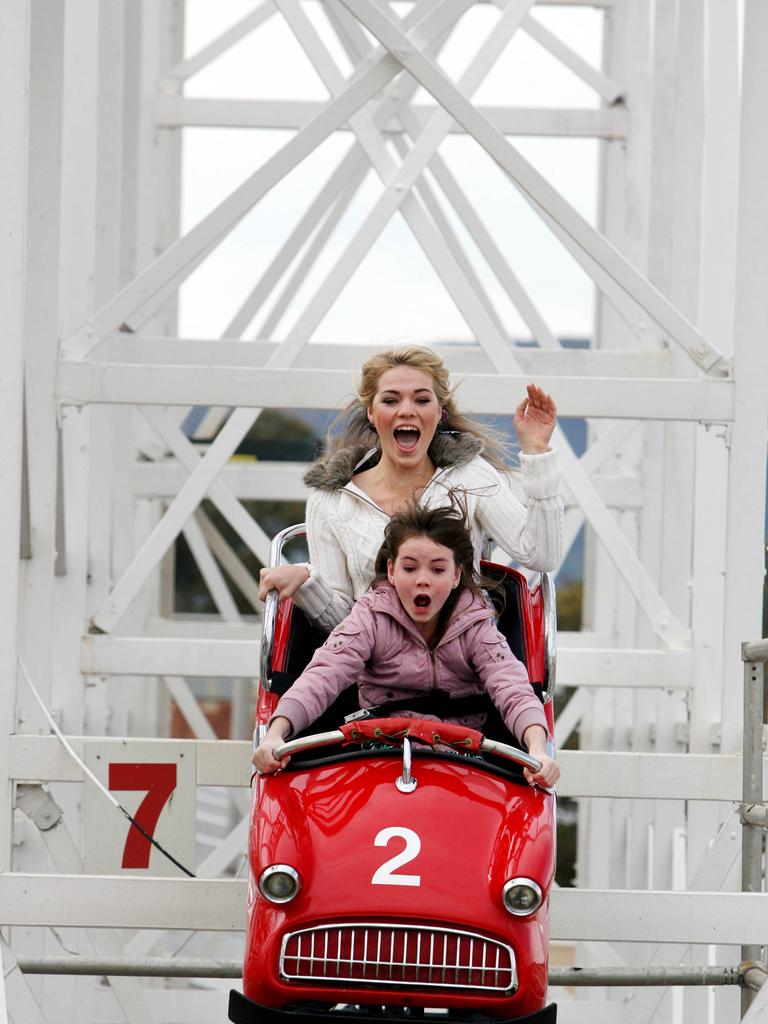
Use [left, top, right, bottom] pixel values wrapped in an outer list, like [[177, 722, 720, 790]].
[[521, 724, 559, 789], [258, 564, 310, 602], [513, 384, 557, 455], [252, 720, 292, 774], [523, 755, 560, 789]]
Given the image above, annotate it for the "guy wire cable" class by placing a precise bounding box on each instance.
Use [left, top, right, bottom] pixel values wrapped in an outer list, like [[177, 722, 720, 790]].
[[17, 655, 196, 879]]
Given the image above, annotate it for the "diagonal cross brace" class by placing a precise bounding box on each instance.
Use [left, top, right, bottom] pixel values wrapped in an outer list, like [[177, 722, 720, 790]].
[[92, 0, 689, 648], [62, 0, 478, 359], [336, 0, 729, 379]]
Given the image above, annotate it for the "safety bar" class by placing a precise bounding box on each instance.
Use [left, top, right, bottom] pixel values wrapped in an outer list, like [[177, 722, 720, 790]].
[[274, 729, 542, 773], [260, 523, 308, 691]]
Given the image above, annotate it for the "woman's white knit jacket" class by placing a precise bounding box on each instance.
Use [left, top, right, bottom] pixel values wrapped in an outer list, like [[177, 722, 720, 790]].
[[292, 432, 564, 634]]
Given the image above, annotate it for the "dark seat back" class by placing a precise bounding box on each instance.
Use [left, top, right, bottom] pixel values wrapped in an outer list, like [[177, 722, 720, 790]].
[[265, 562, 544, 749]]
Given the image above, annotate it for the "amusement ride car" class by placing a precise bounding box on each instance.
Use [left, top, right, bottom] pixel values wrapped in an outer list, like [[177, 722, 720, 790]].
[[230, 525, 558, 1024]]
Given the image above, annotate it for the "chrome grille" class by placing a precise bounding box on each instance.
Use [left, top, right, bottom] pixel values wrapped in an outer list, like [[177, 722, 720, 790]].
[[279, 923, 516, 992]]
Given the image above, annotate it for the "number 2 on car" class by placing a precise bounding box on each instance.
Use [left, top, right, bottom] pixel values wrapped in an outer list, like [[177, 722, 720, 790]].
[[371, 827, 421, 886]]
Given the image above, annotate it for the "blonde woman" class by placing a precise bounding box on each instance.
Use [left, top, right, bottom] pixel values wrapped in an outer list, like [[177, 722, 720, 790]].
[[258, 346, 563, 633]]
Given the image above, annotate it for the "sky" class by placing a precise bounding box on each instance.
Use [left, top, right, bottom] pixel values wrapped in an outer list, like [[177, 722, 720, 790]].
[[177, 1, 604, 345]]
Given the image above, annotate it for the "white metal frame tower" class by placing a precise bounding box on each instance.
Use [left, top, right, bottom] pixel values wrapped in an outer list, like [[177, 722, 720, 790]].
[[1, 1, 767, 1023]]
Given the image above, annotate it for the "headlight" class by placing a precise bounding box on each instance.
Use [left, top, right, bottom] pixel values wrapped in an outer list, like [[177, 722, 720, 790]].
[[502, 878, 542, 917], [259, 865, 301, 904]]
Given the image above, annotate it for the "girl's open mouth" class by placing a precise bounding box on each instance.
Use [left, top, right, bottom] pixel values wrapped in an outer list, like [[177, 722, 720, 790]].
[[393, 426, 420, 452], [413, 594, 431, 608]]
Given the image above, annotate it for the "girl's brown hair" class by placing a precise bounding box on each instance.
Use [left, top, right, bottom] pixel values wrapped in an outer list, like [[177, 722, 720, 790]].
[[326, 345, 510, 471], [373, 494, 503, 640]]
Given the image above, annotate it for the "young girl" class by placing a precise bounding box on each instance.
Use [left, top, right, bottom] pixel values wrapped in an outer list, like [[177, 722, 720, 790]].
[[254, 503, 559, 788]]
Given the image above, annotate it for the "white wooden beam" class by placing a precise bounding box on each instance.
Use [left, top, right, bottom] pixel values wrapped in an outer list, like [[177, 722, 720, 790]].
[[155, 96, 628, 138], [521, 14, 622, 103], [57, 363, 735, 421], [79, 633, 691, 689], [141, 406, 271, 563], [9, 736, 765, 803], [129, 462, 643, 510], [0, 875, 245, 931], [8, 736, 251, 787], [0, 0, 31, 873], [80, 636, 258, 677], [551, 890, 768, 946], [224, 147, 368, 338], [721, 0, 768, 752], [162, 3, 276, 84], [0, 875, 765, 946], [557, 649, 692, 689], [98, 338, 675, 377], [557, 750, 754, 801]]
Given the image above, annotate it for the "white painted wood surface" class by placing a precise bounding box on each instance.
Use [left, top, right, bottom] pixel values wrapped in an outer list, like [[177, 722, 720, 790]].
[[3, 2, 768, 1021]]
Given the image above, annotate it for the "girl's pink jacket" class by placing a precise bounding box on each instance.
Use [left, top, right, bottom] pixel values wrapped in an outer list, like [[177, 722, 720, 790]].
[[274, 582, 548, 744]]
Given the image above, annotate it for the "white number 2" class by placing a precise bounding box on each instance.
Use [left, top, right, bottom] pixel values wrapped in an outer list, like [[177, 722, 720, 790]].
[[371, 827, 421, 887]]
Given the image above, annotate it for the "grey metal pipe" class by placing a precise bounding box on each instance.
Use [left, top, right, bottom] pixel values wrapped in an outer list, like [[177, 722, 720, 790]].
[[17, 956, 244, 978], [549, 966, 743, 987], [12, 957, 756, 988], [742, 640, 768, 663], [741, 653, 766, 1016]]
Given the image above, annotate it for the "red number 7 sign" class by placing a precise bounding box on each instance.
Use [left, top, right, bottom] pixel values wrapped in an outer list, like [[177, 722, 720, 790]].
[[108, 762, 178, 869]]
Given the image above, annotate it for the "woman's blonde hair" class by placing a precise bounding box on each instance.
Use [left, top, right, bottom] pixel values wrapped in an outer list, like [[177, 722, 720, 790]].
[[326, 345, 510, 471]]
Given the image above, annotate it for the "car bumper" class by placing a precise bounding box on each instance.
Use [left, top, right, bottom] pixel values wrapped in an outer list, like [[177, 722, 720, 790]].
[[228, 990, 556, 1024]]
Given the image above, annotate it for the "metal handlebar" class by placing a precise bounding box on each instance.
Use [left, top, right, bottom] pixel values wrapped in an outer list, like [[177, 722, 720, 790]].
[[274, 730, 345, 759], [273, 727, 542, 773]]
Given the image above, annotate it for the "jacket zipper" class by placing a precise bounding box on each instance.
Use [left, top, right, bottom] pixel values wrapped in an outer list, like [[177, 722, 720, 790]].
[[341, 465, 450, 517]]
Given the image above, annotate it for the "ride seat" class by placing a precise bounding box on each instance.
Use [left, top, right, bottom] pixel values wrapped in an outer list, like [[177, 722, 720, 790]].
[[265, 562, 548, 746]]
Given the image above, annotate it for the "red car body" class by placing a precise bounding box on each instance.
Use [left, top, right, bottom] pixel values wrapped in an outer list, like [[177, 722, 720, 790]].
[[230, 543, 557, 1024]]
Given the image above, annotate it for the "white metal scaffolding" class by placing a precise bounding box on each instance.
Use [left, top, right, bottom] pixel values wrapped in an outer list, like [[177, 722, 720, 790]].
[[1, 1, 767, 1022]]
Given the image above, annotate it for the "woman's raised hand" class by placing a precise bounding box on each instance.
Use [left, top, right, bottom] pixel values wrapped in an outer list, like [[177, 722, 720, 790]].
[[513, 384, 557, 454], [258, 563, 310, 602]]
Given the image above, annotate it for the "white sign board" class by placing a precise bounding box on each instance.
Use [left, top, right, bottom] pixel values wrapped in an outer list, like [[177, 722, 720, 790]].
[[84, 740, 197, 878]]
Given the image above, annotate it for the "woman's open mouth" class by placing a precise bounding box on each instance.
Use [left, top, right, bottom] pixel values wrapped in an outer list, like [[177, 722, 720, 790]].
[[393, 426, 421, 452], [413, 594, 431, 609]]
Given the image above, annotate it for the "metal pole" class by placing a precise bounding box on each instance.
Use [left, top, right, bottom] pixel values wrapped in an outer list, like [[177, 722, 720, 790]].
[[11, 957, 760, 989], [550, 966, 744, 988], [742, 641, 767, 1016]]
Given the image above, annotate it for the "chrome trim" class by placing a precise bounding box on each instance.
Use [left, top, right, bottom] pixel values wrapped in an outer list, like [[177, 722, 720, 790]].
[[479, 737, 541, 773], [259, 591, 278, 691], [274, 730, 345, 760], [259, 864, 301, 904], [502, 877, 543, 917], [251, 724, 270, 782], [279, 923, 517, 993], [260, 523, 307, 692], [540, 572, 557, 704], [395, 735, 417, 793]]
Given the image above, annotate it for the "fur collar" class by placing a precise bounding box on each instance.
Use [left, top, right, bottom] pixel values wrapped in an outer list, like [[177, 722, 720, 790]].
[[304, 431, 484, 491]]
